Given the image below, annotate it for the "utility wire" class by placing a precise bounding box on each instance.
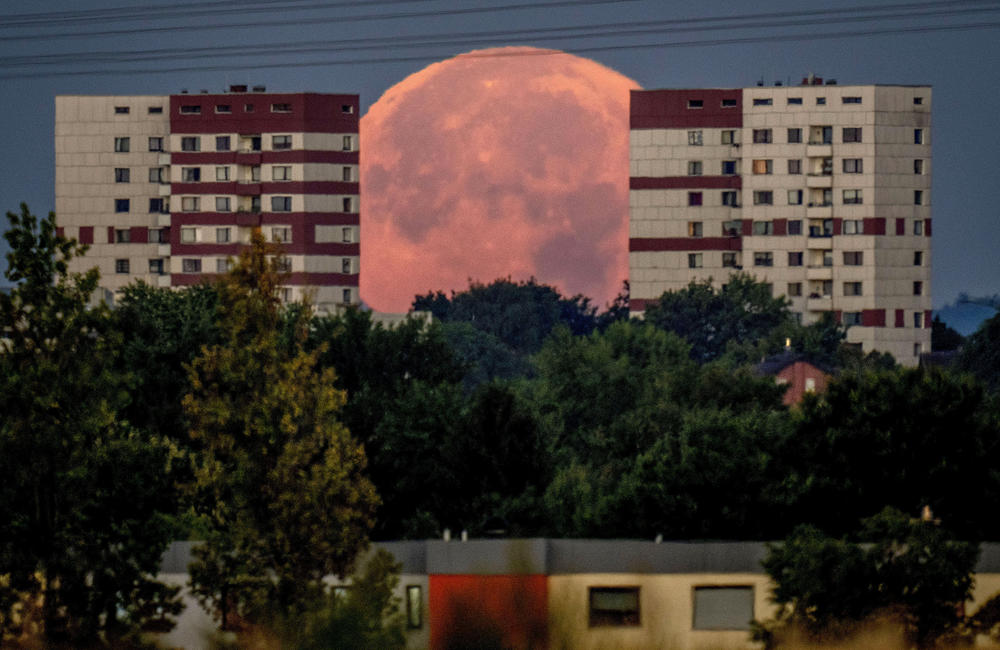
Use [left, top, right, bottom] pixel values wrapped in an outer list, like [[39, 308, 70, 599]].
[[1, 19, 996, 80], [1, 2, 998, 69]]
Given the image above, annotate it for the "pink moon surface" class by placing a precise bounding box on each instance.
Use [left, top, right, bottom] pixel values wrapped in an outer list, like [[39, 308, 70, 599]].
[[360, 46, 640, 313]]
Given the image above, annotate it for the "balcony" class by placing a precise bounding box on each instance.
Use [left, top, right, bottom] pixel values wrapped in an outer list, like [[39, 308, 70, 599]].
[[807, 266, 834, 281], [807, 174, 833, 188], [807, 295, 833, 311]]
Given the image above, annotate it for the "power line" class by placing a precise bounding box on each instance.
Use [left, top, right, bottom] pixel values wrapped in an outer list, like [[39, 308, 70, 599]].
[[0, 0, 639, 41], [1, 1, 998, 69], [1, 19, 996, 81]]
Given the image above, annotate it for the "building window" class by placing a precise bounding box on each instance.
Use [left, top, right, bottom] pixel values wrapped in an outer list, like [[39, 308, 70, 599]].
[[271, 103, 292, 113], [148, 106, 163, 114], [215, 197, 231, 212], [181, 136, 200, 152], [843, 189, 863, 205], [687, 130, 703, 146], [342, 257, 352, 274], [149, 259, 164, 274], [341, 104, 355, 114], [405, 585, 422, 629], [180, 105, 201, 115], [752, 221, 773, 236], [149, 167, 166, 183], [343, 288, 352, 304], [841, 219, 861, 235], [788, 189, 803, 205], [844, 282, 863, 296], [788, 252, 803, 267], [753, 191, 773, 205], [688, 253, 703, 268], [272, 166, 291, 181], [752, 98, 773, 106], [215, 227, 231, 243], [114, 228, 130, 243], [787, 159, 802, 175], [914, 97, 924, 105], [215, 104, 231, 114], [693, 587, 754, 631], [148, 137, 163, 152], [914, 312, 923, 328], [274, 257, 292, 273], [754, 252, 773, 267], [787, 128, 802, 143], [181, 197, 200, 212], [216, 166, 230, 181], [721, 130, 736, 145], [822, 250, 834, 267], [589, 587, 640, 627], [342, 227, 352, 243], [180, 227, 196, 243], [343, 135, 354, 151], [914, 219, 924, 235], [114, 168, 130, 183], [842, 127, 862, 143], [914, 342, 923, 356], [271, 196, 292, 212], [752, 159, 773, 175], [816, 97, 827, 105], [914, 129, 924, 144], [150, 228, 168, 243], [688, 192, 703, 206], [343, 197, 354, 212], [244, 103, 255, 112], [722, 252, 738, 268], [914, 251, 923, 265], [251, 166, 261, 182], [272, 135, 292, 150], [115, 259, 130, 274], [721, 98, 737, 107], [687, 161, 702, 176], [115, 199, 130, 213], [114, 137, 130, 152], [914, 190, 924, 205], [216, 258, 232, 273], [842, 96, 862, 104], [843, 251, 864, 265], [752, 129, 772, 144], [271, 227, 291, 243], [182, 167, 201, 182], [843, 312, 863, 326], [843, 158, 863, 174], [342, 166, 353, 182], [914, 159, 924, 174], [787, 282, 803, 297], [788, 220, 802, 235], [149, 198, 165, 213], [688, 221, 703, 237], [687, 99, 703, 109], [216, 136, 231, 151], [721, 160, 737, 175], [914, 281, 923, 295], [182, 259, 202, 273], [788, 97, 803, 105], [722, 191, 739, 207]]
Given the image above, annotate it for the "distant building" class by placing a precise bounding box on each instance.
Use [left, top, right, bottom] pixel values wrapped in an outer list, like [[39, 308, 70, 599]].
[[55, 87, 360, 312], [629, 78, 932, 365], [754, 351, 832, 405]]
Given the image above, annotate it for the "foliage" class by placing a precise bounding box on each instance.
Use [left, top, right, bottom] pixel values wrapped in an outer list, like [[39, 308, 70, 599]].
[[643, 273, 793, 363], [958, 311, 1000, 390], [183, 230, 377, 630], [931, 314, 964, 352], [0, 204, 180, 646], [756, 507, 978, 649], [277, 549, 406, 650], [782, 365, 1000, 539]]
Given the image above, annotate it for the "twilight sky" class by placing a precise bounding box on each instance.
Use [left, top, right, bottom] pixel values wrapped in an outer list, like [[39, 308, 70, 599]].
[[1, 0, 998, 310]]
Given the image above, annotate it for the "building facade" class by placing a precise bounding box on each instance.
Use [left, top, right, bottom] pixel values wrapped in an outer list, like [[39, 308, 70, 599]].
[[55, 87, 360, 311], [629, 80, 932, 365]]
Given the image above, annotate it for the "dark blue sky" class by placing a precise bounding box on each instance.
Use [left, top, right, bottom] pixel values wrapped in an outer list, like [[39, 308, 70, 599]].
[[2, 0, 998, 307]]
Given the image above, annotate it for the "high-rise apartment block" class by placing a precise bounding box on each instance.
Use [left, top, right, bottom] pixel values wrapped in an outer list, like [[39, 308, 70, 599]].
[[55, 87, 360, 311], [629, 79, 932, 365]]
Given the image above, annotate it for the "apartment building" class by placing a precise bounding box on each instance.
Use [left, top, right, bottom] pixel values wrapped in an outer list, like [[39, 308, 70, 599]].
[[629, 79, 932, 365], [55, 87, 360, 311]]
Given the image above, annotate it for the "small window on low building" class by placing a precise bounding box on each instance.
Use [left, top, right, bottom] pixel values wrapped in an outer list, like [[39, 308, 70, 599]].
[[180, 105, 201, 115], [687, 99, 703, 109], [148, 106, 163, 114], [215, 104, 232, 114], [342, 104, 354, 113], [114, 106, 130, 114], [693, 586, 754, 630], [589, 587, 640, 627], [721, 98, 737, 107], [271, 103, 292, 113], [752, 98, 772, 106], [406, 585, 422, 629], [115, 259, 130, 274]]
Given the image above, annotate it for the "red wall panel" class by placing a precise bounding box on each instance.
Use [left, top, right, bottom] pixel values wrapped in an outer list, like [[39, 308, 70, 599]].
[[631, 89, 742, 129], [429, 575, 548, 650]]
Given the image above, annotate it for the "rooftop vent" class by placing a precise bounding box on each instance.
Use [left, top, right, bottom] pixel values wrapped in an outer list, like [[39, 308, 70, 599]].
[[775, 81, 783, 86], [180, 89, 188, 94], [229, 84, 247, 93], [200, 89, 208, 93], [252, 85, 266, 93], [826, 79, 837, 85]]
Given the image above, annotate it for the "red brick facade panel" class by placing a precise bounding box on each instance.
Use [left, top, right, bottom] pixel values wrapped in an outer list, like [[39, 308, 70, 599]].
[[129, 226, 149, 244], [925, 218, 932, 236], [170, 150, 359, 165], [170, 93, 359, 134], [896, 309, 905, 327], [429, 575, 548, 650], [78, 226, 93, 244], [773, 219, 787, 236], [628, 237, 742, 252], [630, 89, 742, 129], [629, 176, 742, 190], [896, 218, 906, 235], [862, 309, 886, 327], [863, 217, 886, 235]]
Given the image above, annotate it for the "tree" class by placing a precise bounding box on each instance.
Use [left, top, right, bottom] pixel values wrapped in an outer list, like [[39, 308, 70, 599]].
[[958, 311, 1000, 390], [642, 273, 793, 363], [756, 507, 978, 649], [931, 314, 964, 351], [183, 230, 378, 631], [0, 204, 180, 646]]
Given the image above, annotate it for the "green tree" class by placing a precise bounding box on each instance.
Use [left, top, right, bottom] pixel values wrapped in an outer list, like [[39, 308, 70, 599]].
[[184, 230, 377, 631], [0, 204, 180, 646], [958, 311, 1000, 390], [756, 507, 978, 649], [643, 273, 793, 363], [931, 314, 964, 351]]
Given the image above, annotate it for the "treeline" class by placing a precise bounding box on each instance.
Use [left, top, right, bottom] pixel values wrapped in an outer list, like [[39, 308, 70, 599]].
[[3, 204, 1000, 647]]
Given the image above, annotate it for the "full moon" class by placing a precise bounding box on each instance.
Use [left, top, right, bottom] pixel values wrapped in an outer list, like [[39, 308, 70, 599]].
[[360, 46, 640, 312]]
